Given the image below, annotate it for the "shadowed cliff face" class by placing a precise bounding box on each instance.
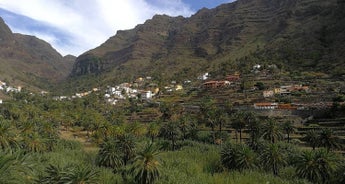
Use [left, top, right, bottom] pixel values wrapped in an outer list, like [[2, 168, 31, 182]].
[[0, 18, 13, 43], [71, 0, 343, 85], [0, 17, 75, 89]]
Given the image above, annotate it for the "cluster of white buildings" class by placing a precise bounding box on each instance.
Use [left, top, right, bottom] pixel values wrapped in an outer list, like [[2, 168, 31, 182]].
[[52, 88, 100, 101], [2, 72, 205, 106], [0, 80, 22, 93], [0, 80, 23, 104], [104, 81, 160, 104], [51, 75, 185, 105]]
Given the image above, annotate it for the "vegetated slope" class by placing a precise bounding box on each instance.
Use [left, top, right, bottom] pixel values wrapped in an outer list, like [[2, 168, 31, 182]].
[[70, 0, 344, 89], [0, 17, 75, 90]]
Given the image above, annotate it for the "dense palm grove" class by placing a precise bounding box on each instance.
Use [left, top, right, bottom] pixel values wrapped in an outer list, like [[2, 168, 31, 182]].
[[0, 91, 344, 184]]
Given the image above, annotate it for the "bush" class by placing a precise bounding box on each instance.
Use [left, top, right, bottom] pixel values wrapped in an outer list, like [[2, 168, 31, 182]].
[[195, 131, 213, 144], [215, 131, 230, 143], [156, 139, 174, 151]]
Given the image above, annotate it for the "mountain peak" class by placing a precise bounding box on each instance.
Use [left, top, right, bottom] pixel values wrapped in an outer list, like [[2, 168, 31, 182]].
[[0, 17, 75, 90], [0, 17, 13, 43], [69, 0, 343, 88]]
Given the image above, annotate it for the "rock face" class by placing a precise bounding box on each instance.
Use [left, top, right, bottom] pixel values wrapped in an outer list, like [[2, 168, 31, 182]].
[[71, 0, 343, 84], [0, 17, 75, 89]]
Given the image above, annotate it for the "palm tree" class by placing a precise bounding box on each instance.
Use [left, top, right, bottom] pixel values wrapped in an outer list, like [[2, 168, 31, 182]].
[[40, 164, 65, 184], [0, 152, 17, 183], [204, 108, 221, 142], [199, 96, 218, 142], [61, 165, 100, 184], [333, 161, 345, 184], [92, 130, 105, 145], [147, 123, 160, 142], [39, 121, 59, 151], [260, 143, 287, 176], [261, 119, 283, 143], [127, 121, 146, 138], [234, 144, 257, 171], [303, 129, 319, 150], [221, 143, 237, 170], [131, 143, 161, 184], [178, 116, 191, 140], [96, 140, 123, 170], [61, 113, 74, 132], [110, 125, 126, 139], [117, 134, 136, 165], [159, 102, 174, 121], [281, 121, 295, 143], [160, 121, 181, 151], [0, 120, 18, 150], [0, 151, 34, 183], [247, 116, 262, 150], [318, 128, 341, 151], [92, 121, 112, 144], [22, 132, 47, 153], [218, 112, 229, 134], [98, 121, 112, 140], [220, 142, 257, 171], [295, 149, 340, 183], [243, 112, 257, 126], [39, 120, 59, 139], [231, 112, 247, 143], [19, 120, 36, 136], [81, 110, 102, 137]]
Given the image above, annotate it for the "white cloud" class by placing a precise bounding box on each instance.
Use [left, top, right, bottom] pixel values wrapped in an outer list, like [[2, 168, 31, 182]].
[[0, 0, 194, 56]]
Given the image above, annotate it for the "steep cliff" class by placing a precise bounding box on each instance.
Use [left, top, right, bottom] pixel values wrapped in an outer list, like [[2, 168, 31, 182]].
[[71, 0, 344, 87]]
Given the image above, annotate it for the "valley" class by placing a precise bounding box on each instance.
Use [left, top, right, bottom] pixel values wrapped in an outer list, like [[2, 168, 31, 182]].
[[0, 0, 344, 183]]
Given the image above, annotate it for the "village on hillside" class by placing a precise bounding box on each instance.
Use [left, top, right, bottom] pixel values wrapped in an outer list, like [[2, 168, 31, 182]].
[[1, 63, 344, 114]]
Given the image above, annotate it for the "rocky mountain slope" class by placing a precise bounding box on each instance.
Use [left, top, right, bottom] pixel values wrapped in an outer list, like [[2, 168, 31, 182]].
[[70, 0, 344, 89], [0, 17, 75, 90]]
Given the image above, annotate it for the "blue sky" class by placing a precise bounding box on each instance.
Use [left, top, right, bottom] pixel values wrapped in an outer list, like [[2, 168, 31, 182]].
[[0, 0, 235, 56]]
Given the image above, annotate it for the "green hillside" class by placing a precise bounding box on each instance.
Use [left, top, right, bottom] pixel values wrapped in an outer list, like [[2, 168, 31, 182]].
[[68, 0, 345, 91], [0, 17, 75, 91]]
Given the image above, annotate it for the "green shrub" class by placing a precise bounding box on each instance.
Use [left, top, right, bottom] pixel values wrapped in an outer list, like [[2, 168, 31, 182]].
[[195, 131, 213, 144]]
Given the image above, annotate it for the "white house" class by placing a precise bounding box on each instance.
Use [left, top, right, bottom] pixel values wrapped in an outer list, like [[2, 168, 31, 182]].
[[75, 93, 82, 98], [107, 98, 118, 105], [59, 96, 68, 100], [108, 87, 116, 94], [6, 87, 18, 93], [198, 72, 209, 80], [114, 90, 122, 96], [263, 90, 274, 98], [254, 103, 278, 110], [141, 91, 153, 100], [253, 64, 261, 70]]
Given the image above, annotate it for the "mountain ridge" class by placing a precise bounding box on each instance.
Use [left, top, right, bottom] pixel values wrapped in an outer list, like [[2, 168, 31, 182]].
[[0, 17, 75, 90], [69, 0, 344, 89]]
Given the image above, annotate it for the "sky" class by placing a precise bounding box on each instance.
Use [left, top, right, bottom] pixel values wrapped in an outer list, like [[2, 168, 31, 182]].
[[0, 0, 234, 56]]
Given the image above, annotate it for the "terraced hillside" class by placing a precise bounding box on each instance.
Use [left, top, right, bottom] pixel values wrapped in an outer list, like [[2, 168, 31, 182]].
[[69, 0, 345, 90]]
